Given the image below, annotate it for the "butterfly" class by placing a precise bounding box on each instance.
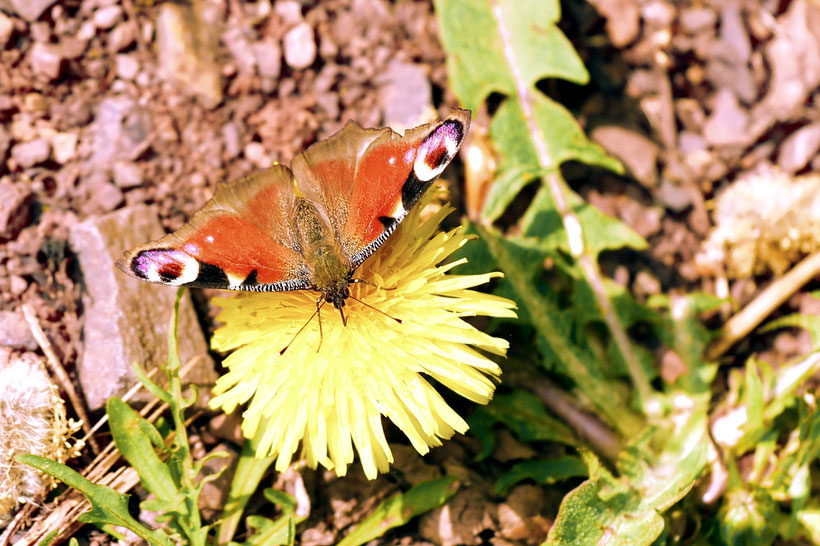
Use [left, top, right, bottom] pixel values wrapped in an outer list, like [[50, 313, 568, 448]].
[[117, 109, 471, 326]]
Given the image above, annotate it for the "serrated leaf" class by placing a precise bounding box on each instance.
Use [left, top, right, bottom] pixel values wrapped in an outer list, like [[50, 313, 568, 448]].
[[17, 455, 172, 546], [469, 391, 578, 460], [337, 477, 460, 546], [435, 0, 586, 111], [474, 223, 642, 434], [494, 456, 587, 495], [546, 396, 708, 545]]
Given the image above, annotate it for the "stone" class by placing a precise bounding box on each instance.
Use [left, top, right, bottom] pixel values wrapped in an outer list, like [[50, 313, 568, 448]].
[[0, 12, 14, 47], [254, 39, 281, 79], [83, 172, 123, 213], [51, 131, 77, 164], [283, 22, 316, 70], [112, 160, 143, 188], [778, 122, 820, 174], [115, 53, 139, 80], [7, 0, 55, 21], [28, 43, 63, 79], [9, 275, 27, 295], [222, 26, 256, 74], [108, 21, 137, 52], [591, 125, 659, 187], [587, 0, 639, 47], [89, 96, 152, 169], [380, 61, 432, 130], [720, 5, 751, 63], [222, 122, 241, 159], [0, 311, 37, 351], [93, 5, 122, 29], [0, 183, 33, 240], [156, 3, 222, 109], [68, 205, 216, 410], [703, 89, 750, 147], [11, 138, 50, 167], [244, 142, 272, 168], [274, 0, 303, 25], [679, 7, 716, 34]]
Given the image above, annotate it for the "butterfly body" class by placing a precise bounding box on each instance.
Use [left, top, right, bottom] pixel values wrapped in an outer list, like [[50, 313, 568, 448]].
[[118, 110, 471, 313]]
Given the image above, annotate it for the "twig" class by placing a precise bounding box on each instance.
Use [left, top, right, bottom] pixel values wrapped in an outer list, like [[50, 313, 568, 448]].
[[22, 304, 99, 454], [706, 252, 820, 361], [532, 382, 622, 462], [488, 1, 654, 410]]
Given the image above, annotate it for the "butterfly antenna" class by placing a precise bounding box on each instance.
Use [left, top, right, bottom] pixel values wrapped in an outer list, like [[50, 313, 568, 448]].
[[280, 297, 326, 355], [348, 295, 402, 324]]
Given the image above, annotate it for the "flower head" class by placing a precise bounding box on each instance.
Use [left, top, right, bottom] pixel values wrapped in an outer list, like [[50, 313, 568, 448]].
[[208, 194, 516, 479]]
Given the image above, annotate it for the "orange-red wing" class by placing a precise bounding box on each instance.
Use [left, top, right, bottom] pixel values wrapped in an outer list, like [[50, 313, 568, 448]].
[[118, 166, 312, 291], [292, 109, 471, 267]]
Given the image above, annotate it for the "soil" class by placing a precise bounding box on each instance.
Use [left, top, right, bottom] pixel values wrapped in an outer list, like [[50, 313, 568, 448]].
[[1, 0, 818, 544]]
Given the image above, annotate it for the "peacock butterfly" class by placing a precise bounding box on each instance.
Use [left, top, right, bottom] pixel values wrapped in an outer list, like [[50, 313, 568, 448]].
[[117, 109, 471, 323]]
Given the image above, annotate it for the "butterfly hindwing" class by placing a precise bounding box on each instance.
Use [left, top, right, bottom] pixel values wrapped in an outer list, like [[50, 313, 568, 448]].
[[118, 166, 312, 291]]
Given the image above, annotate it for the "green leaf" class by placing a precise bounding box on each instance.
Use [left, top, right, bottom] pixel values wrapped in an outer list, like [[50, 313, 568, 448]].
[[218, 437, 276, 544], [17, 455, 172, 546], [546, 396, 709, 545], [474, 223, 642, 434], [469, 391, 578, 460], [494, 456, 587, 495], [337, 477, 460, 546], [243, 514, 301, 546], [106, 398, 183, 510], [434, 0, 586, 111]]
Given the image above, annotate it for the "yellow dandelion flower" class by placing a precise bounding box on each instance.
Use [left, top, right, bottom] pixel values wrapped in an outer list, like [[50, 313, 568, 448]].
[[208, 194, 517, 479]]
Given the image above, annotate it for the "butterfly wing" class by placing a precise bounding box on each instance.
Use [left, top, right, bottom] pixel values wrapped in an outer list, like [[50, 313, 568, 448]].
[[291, 109, 470, 268], [118, 166, 313, 291]]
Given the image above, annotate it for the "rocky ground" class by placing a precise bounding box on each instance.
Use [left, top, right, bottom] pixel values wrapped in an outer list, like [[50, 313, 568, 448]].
[[1, 0, 819, 544]]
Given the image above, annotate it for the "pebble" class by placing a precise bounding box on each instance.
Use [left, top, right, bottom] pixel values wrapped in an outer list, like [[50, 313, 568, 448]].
[[8, 0, 55, 21], [275, 1, 303, 25], [9, 275, 27, 296], [94, 5, 123, 29], [115, 53, 139, 80], [283, 22, 316, 70], [108, 21, 137, 52], [0, 12, 12, 47], [0, 182, 33, 240], [0, 311, 37, 351], [11, 138, 50, 167], [29, 43, 63, 80], [51, 132, 78, 164], [222, 122, 241, 159], [254, 39, 281, 79], [244, 142, 272, 168], [679, 7, 716, 34], [112, 160, 143, 188], [778, 122, 820, 174], [703, 89, 749, 147], [719, 5, 751, 63], [591, 125, 660, 187]]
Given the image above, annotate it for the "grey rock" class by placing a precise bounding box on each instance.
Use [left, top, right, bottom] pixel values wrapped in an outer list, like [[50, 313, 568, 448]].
[[254, 39, 281, 79], [11, 138, 50, 167], [283, 22, 316, 70], [83, 172, 124, 212], [89, 96, 152, 169], [156, 3, 222, 109], [112, 160, 143, 188], [0, 11, 14, 47], [274, 0, 303, 25], [703, 89, 750, 147], [93, 5, 122, 29], [29, 43, 63, 79], [0, 183, 33, 240], [778, 122, 820, 173], [69, 205, 216, 410], [679, 7, 716, 34], [380, 61, 431, 130], [108, 21, 137, 52], [6, 0, 55, 21], [222, 122, 241, 159], [115, 53, 139, 80], [720, 5, 751, 63], [0, 310, 37, 350], [591, 125, 659, 188]]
